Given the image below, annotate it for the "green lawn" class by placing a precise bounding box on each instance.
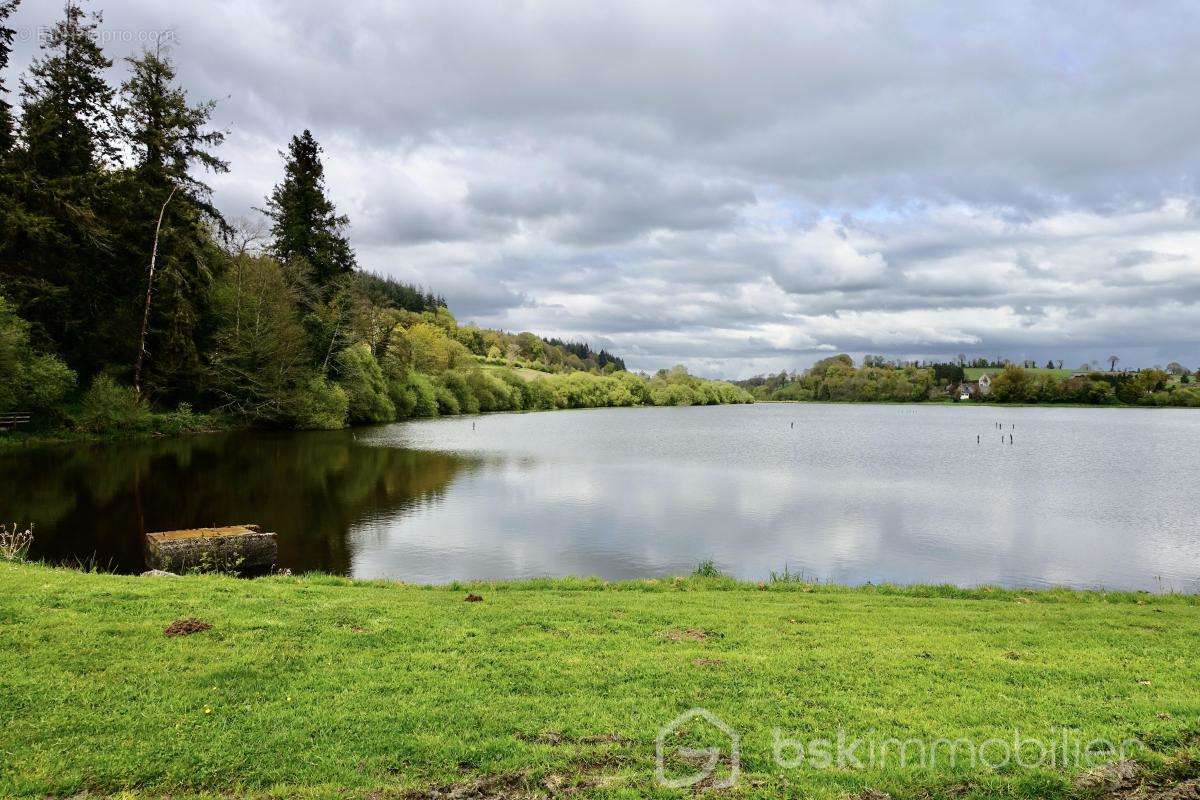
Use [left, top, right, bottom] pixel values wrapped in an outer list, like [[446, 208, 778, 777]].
[[963, 367, 1076, 380], [1, 562, 1198, 799]]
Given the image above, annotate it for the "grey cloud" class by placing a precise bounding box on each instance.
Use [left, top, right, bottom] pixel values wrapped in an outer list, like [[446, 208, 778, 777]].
[[8, 0, 1200, 375], [443, 283, 531, 321]]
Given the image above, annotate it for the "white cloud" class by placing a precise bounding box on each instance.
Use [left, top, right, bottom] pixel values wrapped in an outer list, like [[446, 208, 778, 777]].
[[8, 0, 1200, 375], [770, 221, 889, 294]]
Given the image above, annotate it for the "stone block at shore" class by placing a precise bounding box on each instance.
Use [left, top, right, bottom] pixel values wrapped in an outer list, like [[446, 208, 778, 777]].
[[145, 524, 277, 574]]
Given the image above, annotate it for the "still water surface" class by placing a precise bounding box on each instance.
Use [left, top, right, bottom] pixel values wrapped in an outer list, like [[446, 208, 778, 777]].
[[4, 403, 1198, 590]]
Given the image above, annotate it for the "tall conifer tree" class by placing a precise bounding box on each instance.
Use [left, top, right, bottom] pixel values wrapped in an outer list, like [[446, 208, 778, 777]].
[[0, 0, 116, 373], [19, 0, 115, 177], [116, 41, 227, 398], [0, 0, 19, 157], [264, 130, 356, 291]]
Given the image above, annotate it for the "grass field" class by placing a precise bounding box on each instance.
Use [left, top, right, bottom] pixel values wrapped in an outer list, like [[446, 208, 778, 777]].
[[479, 362, 554, 382], [963, 367, 1076, 380], [1, 562, 1198, 799]]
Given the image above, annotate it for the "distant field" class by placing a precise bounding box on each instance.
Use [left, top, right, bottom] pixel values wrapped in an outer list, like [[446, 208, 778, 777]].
[[964, 367, 1075, 380], [479, 362, 553, 381]]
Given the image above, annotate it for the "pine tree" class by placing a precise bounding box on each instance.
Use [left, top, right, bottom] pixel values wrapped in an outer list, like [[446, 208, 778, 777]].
[[116, 42, 228, 399], [0, 0, 19, 157], [0, 0, 117, 375], [118, 41, 226, 198], [263, 130, 356, 291], [19, 0, 115, 178]]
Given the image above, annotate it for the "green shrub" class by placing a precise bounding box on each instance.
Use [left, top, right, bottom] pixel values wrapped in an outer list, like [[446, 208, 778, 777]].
[[496, 370, 530, 410], [650, 383, 696, 406], [76, 375, 151, 433], [156, 402, 213, 434], [336, 344, 395, 423], [21, 354, 77, 410], [387, 376, 418, 419], [439, 371, 480, 414], [405, 373, 439, 417], [466, 370, 518, 412], [434, 386, 460, 415], [293, 377, 349, 430], [0, 295, 78, 413], [1171, 387, 1200, 407], [525, 378, 556, 410]]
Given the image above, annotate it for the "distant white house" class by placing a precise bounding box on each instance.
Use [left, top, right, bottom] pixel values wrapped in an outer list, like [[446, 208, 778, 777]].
[[954, 372, 996, 400]]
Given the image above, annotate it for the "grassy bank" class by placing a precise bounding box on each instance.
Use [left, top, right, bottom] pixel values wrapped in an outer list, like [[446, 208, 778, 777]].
[[0, 416, 233, 451], [1, 562, 1198, 799]]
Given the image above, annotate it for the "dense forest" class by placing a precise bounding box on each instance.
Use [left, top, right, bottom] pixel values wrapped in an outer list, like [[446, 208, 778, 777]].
[[739, 355, 1200, 407], [0, 1, 750, 436]]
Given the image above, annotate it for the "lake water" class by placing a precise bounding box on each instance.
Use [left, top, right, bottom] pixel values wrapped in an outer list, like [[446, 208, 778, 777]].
[[4, 403, 1198, 591]]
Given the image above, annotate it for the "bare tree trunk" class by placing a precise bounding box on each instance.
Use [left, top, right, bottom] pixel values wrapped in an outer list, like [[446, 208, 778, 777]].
[[321, 319, 341, 375], [134, 185, 178, 397]]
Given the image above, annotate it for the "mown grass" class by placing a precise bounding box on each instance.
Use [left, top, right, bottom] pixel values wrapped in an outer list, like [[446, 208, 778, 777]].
[[1, 562, 1198, 799]]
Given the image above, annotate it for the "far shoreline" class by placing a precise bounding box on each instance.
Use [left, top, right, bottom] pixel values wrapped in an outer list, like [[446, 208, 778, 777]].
[[5, 397, 1196, 452]]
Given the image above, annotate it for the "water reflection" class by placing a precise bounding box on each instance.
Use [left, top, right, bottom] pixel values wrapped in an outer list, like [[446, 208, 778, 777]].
[[3, 404, 1199, 591], [3, 431, 473, 574]]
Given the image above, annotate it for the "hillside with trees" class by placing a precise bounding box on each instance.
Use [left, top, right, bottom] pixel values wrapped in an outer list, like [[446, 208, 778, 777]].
[[0, 1, 750, 437]]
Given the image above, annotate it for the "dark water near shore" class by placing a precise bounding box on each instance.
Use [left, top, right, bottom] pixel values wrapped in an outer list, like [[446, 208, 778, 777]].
[[4, 403, 1198, 591]]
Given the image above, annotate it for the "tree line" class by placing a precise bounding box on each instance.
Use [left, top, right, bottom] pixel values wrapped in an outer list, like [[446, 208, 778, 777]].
[[0, 0, 750, 435], [738, 355, 1200, 407]]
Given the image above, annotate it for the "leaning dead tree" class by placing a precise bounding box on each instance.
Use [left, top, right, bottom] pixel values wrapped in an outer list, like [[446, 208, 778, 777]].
[[133, 184, 178, 397]]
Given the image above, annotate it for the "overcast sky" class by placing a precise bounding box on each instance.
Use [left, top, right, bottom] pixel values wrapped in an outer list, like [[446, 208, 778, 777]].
[[10, 1, 1200, 376]]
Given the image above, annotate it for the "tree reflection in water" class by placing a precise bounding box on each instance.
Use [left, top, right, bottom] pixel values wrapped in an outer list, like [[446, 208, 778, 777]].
[[1, 430, 473, 574]]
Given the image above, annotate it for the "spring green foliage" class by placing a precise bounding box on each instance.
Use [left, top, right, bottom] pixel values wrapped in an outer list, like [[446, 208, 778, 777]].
[[983, 364, 1196, 406], [75, 374, 150, 432], [336, 343, 394, 423], [0, 295, 75, 412], [0, 1, 747, 437], [292, 377, 349, 431], [297, 314, 752, 428], [2, 560, 1198, 799], [742, 354, 936, 403], [741, 356, 1200, 407]]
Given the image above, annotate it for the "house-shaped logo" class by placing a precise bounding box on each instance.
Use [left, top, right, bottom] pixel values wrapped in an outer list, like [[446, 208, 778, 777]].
[[655, 708, 740, 789]]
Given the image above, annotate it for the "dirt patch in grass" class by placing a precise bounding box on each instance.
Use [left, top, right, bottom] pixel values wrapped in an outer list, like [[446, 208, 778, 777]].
[[465, 594, 484, 603], [162, 617, 212, 637], [1148, 780, 1200, 800], [848, 790, 892, 800], [693, 657, 726, 667], [1076, 761, 1141, 792], [657, 627, 715, 642], [515, 731, 631, 747], [1076, 759, 1200, 800], [402, 757, 625, 799], [400, 772, 538, 799]]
